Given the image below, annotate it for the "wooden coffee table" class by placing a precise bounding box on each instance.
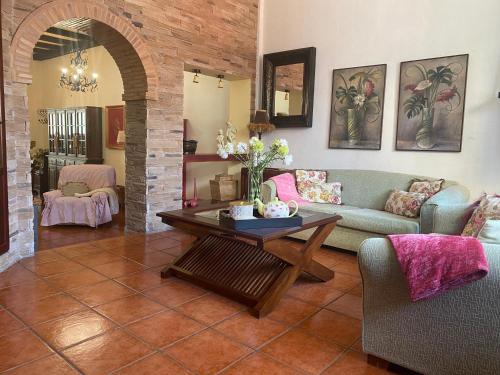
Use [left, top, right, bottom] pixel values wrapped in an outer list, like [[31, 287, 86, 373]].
[[157, 205, 341, 318]]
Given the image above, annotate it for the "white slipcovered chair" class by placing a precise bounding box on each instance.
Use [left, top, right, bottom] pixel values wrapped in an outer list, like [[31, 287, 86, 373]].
[[41, 164, 119, 227]]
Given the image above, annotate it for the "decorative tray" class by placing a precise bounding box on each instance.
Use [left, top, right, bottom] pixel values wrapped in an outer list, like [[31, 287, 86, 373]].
[[218, 209, 303, 230]]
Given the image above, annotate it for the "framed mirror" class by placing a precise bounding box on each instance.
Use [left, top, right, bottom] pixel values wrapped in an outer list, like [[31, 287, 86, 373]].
[[262, 47, 316, 128]]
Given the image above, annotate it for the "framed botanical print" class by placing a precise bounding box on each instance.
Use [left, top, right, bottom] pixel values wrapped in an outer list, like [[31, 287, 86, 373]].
[[396, 54, 468, 152], [329, 64, 386, 150], [106, 105, 125, 150]]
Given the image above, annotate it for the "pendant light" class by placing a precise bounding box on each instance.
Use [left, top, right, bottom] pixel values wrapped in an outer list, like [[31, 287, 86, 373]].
[[217, 74, 224, 88], [193, 69, 201, 83]]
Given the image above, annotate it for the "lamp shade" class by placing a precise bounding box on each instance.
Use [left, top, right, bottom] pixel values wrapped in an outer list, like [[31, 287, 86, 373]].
[[116, 130, 126, 144], [253, 110, 270, 124]]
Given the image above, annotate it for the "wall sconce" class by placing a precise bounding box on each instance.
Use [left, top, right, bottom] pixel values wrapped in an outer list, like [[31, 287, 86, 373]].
[[193, 69, 201, 83], [217, 75, 224, 88], [116, 130, 125, 144], [284, 89, 290, 100]]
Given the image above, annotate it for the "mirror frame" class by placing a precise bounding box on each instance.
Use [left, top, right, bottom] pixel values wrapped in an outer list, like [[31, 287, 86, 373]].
[[262, 47, 316, 128]]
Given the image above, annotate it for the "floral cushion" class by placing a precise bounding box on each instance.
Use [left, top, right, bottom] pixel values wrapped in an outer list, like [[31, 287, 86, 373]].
[[462, 195, 500, 237], [295, 169, 327, 201], [409, 179, 444, 198], [302, 182, 342, 204], [384, 190, 428, 218]]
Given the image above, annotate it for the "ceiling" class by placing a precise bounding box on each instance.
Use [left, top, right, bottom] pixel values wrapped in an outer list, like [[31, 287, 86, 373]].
[[33, 18, 101, 61]]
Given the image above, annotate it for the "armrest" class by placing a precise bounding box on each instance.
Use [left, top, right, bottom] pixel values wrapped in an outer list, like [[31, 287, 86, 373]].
[[43, 190, 63, 203], [358, 238, 500, 374], [261, 180, 277, 203], [425, 183, 470, 205], [420, 184, 470, 234]]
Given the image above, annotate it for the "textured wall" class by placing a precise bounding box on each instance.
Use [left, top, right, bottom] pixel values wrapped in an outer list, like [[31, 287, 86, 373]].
[[0, 0, 259, 270], [261, 0, 500, 199]]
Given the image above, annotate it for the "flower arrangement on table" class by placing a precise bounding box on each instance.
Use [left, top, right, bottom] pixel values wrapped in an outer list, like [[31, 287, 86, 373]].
[[216, 122, 293, 201]]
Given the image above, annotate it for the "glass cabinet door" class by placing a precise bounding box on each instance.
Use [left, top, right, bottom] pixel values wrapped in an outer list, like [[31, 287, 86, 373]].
[[76, 109, 87, 157], [66, 109, 77, 156], [56, 110, 67, 155], [47, 110, 57, 154]]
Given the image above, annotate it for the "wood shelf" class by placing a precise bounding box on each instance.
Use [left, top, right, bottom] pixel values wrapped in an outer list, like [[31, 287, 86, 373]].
[[183, 153, 241, 163], [182, 153, 245, 202]]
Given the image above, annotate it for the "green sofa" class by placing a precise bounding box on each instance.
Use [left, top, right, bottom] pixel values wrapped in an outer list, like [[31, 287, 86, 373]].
[[358, 206, 500, 374], [262, 169, 469, 252]]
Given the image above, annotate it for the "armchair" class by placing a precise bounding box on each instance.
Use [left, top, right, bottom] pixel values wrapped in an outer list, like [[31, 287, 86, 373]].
[[41, 164, 118, 228], [359, 237, 500, 375]]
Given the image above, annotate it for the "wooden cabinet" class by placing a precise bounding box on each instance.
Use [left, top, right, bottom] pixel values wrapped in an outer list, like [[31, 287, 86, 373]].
[[47, 106, 103, 190]]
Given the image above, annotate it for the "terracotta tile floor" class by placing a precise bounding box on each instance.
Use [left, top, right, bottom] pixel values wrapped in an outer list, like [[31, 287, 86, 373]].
[[0, 228, 417, 374]]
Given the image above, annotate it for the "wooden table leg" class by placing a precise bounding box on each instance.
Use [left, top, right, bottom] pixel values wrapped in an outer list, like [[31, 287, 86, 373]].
[[253, 222, 337, 317]]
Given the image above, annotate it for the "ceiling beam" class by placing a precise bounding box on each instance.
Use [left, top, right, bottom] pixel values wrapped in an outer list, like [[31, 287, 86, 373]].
[[45, 27, 92, 42], [33, 38, 99, 61]]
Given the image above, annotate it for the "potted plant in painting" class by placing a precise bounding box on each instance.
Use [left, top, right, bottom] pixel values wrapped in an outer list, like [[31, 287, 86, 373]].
[[403, 63, 463, 149], [334, 67, 383, 145]]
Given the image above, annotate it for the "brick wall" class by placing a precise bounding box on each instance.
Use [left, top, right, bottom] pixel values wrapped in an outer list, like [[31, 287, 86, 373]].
[[0, 0, 259, 271]]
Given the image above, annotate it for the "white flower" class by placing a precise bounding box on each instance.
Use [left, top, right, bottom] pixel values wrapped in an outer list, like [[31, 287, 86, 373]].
[[277, 138, 288, 147], [415, 79, 432, 91], [217, 146, 228, 159], [236, 142, 248, 153], [249, 137, 259, 146], [284, 154, 293, 166], [225, 143, 234, 154], [353, 94, 366, 106]]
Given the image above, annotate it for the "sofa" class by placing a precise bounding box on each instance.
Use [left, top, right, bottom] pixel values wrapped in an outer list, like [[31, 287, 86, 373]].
[[262, 169, 469, 252], [358, 206, 500, 375]]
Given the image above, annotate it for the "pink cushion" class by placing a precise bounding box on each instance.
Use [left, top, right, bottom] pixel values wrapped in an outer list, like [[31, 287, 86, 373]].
[[269, 173, 309, 205]]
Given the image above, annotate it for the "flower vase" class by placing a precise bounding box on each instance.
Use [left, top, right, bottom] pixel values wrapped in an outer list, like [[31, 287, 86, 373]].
[[416, 107, 436, 149], [346, 108, 361, 145], [247, 169, 263, 203]]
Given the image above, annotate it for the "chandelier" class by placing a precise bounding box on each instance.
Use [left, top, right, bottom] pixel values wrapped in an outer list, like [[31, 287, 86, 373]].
[[60, 48, 98, 93]]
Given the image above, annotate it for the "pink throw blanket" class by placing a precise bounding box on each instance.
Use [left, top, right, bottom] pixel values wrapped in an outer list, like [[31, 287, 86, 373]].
[[388, 234, 488, 302], [270, 173, 309, 205]]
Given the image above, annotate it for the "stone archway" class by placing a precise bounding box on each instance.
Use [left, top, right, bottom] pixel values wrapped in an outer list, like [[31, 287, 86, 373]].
[[9, 0, 160, 233]]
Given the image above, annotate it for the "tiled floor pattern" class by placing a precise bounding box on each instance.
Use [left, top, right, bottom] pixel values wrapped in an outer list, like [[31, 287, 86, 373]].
[[37, 212, 125, 251], [1, 229, 413, 375]]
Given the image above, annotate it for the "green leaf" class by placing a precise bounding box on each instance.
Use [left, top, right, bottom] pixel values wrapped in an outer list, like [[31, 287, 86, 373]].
[[404, 95, 426, 118]]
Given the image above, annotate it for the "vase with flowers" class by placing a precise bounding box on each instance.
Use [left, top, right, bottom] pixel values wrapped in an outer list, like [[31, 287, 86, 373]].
[[334, 68, 383, 145], [216, 122, 293, 202], [403, 62, 463, 149]]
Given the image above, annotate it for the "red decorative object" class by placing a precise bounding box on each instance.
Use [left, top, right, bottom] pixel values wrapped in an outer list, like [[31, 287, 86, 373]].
[[185, 178, 199, 208], [106, 105, 125, 150]]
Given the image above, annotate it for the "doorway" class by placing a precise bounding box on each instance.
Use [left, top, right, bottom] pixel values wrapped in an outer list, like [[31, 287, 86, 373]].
[[9, 7, 156, 250]]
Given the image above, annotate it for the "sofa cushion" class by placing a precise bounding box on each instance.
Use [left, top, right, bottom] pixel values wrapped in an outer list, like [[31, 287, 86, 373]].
[[463, 195, 500, 237], [341, 208, 420, 235], [302, 203, 420, 235], [409, 178, 444, 198], [62, 182, 89, 197], [324, 169, 455, 210], [477, 220, 500, 244], [384, 190, 428, 218]]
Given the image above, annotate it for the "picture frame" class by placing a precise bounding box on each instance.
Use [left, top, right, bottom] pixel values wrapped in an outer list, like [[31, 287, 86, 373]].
[[329, 64, 387, 150], [395, 54, 468, 152], [106, 105, 125, 150]]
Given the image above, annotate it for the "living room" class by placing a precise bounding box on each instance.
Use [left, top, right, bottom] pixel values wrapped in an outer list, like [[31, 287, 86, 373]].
[[0, 0, 499, 374]]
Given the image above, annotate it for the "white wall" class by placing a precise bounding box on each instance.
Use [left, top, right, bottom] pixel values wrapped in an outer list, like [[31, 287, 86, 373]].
[[261, 0, 500, 198], [183, 72, 251, 199], [28, 46, 126, 185]]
